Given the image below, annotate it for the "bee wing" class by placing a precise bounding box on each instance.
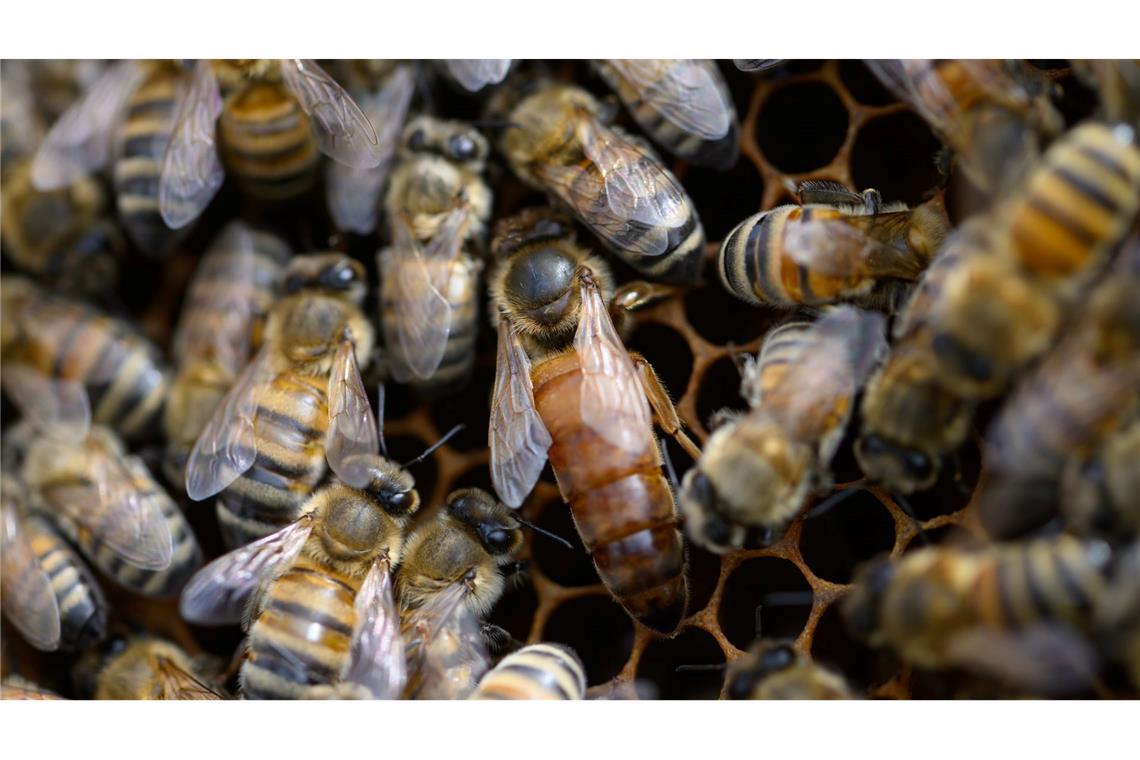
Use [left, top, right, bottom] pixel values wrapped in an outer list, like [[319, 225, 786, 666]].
[[154, 657, 224, 700], [340, 559, 405, 699], [489, 320, 551, 508], [403, 582, 489, 698], [280, 59, 381, 169], [783, 217, 925, 281], [0, 507, 62, 651], [864, 60, 957, 133], [443, 59, 511, 92], [945, 624, 1101, 697], [159, 59, 223, 230], [179, 516, 313, 625], [325, 339, 379, 489], [796, 179, 866, 207], [184, 346, 272, 501], [30, 59, 143, 190], [608, 59, 733, 140], [1, 365, 91, 443], [734, 59, 783, 72], [325, 66, 416, 234]]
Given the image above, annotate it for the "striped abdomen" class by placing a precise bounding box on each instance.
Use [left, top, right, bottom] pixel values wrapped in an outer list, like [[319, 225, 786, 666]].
[[215, 372, 329, 549], [23, 514, 106, 650], [112, 63, 182, 256], [471, 643, 586, 700], [13, 296, 169, 441], [532, 351, 687, 634], [242, 559, 358, 699], [1008, 123, 1140, 283], [380, 250, 480, 396], [219, 82, 319, 201]]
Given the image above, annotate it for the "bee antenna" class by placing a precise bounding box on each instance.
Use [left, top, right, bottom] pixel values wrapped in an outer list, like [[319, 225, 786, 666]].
[[892, 493, 931, 546], [760, 591, 815, 607], [803, 485, 864, 520], [512, 515, 574, 550], [675, 663, 727, 673], [658, 438, 679, 492], [402, 423, 464, 468]]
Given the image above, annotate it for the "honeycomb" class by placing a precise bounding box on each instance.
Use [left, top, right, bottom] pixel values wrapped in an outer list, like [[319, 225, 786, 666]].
[[0, 60, 1108, 700]]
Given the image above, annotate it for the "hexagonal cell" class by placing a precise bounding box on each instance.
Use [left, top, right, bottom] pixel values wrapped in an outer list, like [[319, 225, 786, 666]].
[[718, 556, 813, 651], [448, 464, 495, 494], [379, 378, 418, 422], [685, 544, 721, 617], [756, 82, 848, 173], [543, 594, 634, 686], [838, 60, 896, 106], [625, 322, 694, 402], [799, 489, 895, 585], [677, 159, 764, 243], [487, 579, 539, 646], [684, 286, 783, 346], [637, 626, 725, 699], [904, 437, 981, 521], [811, 601, 900, 691], [851, 110, 943, 207], [426, 361, 495, 453], [902, 524, 982, 554], [694, 356, 749, 431], [531, 498, 599, 588]]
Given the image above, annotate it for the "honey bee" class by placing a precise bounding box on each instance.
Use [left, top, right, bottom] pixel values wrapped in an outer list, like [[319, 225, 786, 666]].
[[163, 221, 292, 484], [1, 60, 45, 169], [181, 448, 420, 700], [441, 60, 511, 93], [470, 643, 587, 700], [183, 253, 377, 549], [1, 276, 170, 443], [844, 536, 1111, 693], [726, 640, 854, 700], [679, 307, 888, 554], [77, 636, 225, 700], [866, 59, 1064, 196], [379, 116, 492, 395], [486, 208, 702, 634], [1062, 417, 1140, 542], [398, 488, 525, 699], [0, 676, 65, 700], [487, 79, 707, 284], [1, 469, 107, 653], [717, 181, 949, 310], [592, 59, 739, 170]]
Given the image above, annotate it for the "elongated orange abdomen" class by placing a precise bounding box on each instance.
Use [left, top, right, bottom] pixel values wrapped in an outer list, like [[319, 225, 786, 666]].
[[532, 351, 687, 634]]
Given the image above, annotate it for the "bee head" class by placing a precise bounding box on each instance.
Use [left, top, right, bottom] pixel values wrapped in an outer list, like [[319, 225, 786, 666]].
[[854, 434, 937, 494], [282, 254, 366, 302], [402, 116, 489, 168], [842, 555, 898, 646], [677, 468, 746, 555], [727, 641, 797, 699], [446, 488, 523, 560]]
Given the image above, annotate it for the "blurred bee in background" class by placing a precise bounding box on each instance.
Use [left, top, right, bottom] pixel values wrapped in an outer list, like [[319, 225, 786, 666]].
[[726, 640, 854, 700], [398, 488, 525, 699], [679, 307, 887, 554], [1, 60, 46, 169], [22, 60, 106, 126], [1096, 541, 1140, 689], [1072, 60, 1140, 128], [379, 116, 492, 395], [486, 78, 707, 284], [486, 208, 702, 634], [325, 63, 417, 235], [866, 59, 1064, 198], [593, 59, 740, 170], [470, 643, 587, 700], [843, 535, 1111, 695], [733, 60, 784, 73], [0, 676, 66, 700], [1, 469, 107, 653], [1063, 417, 1140, 542], [74, 636, 225, 700], [717, 181, 949, 310], [440, 60, 512, 93], [163, 221, 292, 484], [1, 276, 170, 443], [183, 253, 376, 549], [181, 444, 420, 700]]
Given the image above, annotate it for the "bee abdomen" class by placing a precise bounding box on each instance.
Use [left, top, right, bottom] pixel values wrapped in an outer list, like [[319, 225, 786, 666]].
[[719, 208, 791, 305], [471, 644, 587, 700], [219, 83, 319, 201], [25, 515, 107, 651], [985, 538, 1107, 629]]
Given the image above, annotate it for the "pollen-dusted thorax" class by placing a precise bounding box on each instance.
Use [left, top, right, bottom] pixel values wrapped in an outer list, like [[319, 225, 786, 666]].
[[399, 115, 490, 173], [314, 484, 406, 568], [493, 81, 603, 178]]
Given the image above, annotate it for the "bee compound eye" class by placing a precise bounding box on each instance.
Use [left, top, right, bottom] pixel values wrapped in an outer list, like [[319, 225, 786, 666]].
[[756, 644, 796, 675], [447, 133, 477, 161], [408, 128, 426, 150]]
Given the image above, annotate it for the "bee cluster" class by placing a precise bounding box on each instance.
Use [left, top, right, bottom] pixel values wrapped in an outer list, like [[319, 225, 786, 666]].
[[1, 59, 1138, 700]]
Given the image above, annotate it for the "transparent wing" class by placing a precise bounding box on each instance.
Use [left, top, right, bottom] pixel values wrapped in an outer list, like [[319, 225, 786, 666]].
[[280, 59, 380, 169], [610, 59, 732, 140], [783, 217, 885, 278], [1, 365, 91, 443], [734, 59, 783, 72], [489, 320, 551, 508], [159, 59, 223, 229], [0, 507, 61, 651], [403, 582, 489, 699], [864, 59, 956, 133], [340, 559, 405, 699], [325, 66, 416, 234], [325, 339, 379, 489], [574, 276, 652, 453], [444, 59, 511, 92], [184, 346, 271, 501], [945, 624, 1101, 697], [155, 657, 224, 700], [796, 179, 866, 206], [179, 516, 313, 626], [30, 59, 142, 190]]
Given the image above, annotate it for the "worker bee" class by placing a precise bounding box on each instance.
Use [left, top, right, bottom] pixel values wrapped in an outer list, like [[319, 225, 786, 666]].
[[843, 535, 1111, 693], [1, 276, 170, 443], [486, 208, 702, 634], [866, 59, 1064, 196], [379, 116, 492, 395], [398, 488, 525, 699], [440, 60, 511, 93], [181, 450, 420, 700], [0, 676, 65, 700], [183, 253, 377, 549], [163, 221, 292, 484], [679, 307, 888, 554], [75, 636, 225, 700], [1063, 417, 1140, 542], [470, 643, 587, 700], [593, 59, 740, 170], [726, 640, 854, 700], [717, 181, 949, 310], [487, 79, 706, 284], [1, 470, 107, 653]]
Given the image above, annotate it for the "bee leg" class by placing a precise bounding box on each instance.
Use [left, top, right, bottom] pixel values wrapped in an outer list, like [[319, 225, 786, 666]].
[[610, 281, 680, 337], [480, 623, 524, 657], [629, 352, 702, 461]]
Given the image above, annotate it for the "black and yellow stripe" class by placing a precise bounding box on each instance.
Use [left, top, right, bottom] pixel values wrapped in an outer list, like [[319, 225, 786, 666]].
[[23, 513, 107, 651], [981, 537, 1107, 630], [471, 643, 586, 700]]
